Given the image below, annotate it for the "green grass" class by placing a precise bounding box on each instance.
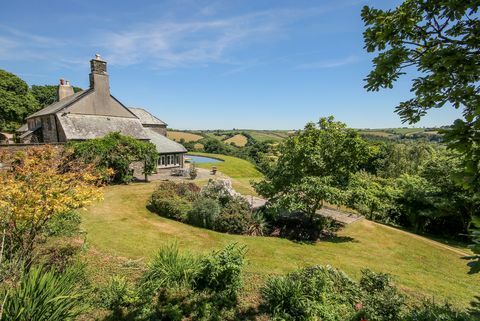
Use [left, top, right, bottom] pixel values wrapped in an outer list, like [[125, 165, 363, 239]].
[[188, 152, 263, 195], [82, 183, 480, 309], [245, 130, 292, 142]]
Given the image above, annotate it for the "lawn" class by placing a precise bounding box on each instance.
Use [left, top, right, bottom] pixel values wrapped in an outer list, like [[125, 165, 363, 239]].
[[188, 152, 263, 195], [81, 183, 480, 309]]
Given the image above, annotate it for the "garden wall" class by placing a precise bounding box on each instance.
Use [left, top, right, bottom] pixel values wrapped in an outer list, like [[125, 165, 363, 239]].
[[0, 143, 65, 153]]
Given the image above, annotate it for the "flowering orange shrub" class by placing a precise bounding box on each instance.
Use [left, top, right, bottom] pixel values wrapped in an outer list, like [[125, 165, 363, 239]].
[[0, 145, 103, 263]]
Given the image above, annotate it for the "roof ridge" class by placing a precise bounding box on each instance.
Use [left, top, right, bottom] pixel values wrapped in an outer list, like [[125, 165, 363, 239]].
[[27, 89, 93, 119]]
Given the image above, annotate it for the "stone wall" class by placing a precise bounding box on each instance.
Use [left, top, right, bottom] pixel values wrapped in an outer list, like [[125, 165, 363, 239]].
[[41, 115, 60, 143], [146, 125, 167, 136], [0, 143, 65, 153]]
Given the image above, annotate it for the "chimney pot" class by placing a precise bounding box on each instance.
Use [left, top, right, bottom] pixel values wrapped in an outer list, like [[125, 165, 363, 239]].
[[60, 78, 65, 85], [66, 80, 70, 86], [95, 53, 101, 60]]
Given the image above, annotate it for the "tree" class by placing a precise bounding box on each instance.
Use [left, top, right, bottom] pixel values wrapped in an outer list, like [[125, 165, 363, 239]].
[[255, 117, 371, 221], [31, 85, 83, 108], [362, 1, 480, 191], [0, 146, 102, 267], [70, 132, 159, 184], [202, 138, 227, 154], [0, 70, 39, 131]]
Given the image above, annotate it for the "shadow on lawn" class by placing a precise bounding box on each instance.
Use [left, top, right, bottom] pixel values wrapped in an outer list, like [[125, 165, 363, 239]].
[[323, 235, 357, 243]]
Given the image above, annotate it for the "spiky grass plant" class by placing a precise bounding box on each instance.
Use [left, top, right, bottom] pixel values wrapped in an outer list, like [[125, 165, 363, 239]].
[[0, 265, 85, 321]]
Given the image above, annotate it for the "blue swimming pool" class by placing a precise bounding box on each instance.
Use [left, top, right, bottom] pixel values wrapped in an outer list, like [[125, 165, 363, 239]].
[[186, 155, 223, 164]]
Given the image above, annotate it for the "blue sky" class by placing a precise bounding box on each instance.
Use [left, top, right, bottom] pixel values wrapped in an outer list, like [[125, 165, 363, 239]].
[[0, 0, 464, 129]]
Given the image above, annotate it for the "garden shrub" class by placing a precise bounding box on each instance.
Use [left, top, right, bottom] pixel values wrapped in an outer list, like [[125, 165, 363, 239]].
[[214, 196, 253, 234], [246, 211, 267, 236], [120, 243, 244, 321], [201, 179, 238, 206], [140, 243, 199, 294], [148, 181, 200, 221], [187, 197, 221, 229], [44, 210, 82, 237], [261, 265, 359, 321], [262, 265, 409, 321], [1, 265, 86, 321], [99, 276, 137, 318], [358, 269, 405, 321], [194, 243, 246, 306], [272, 211, 338, 241], [405, 300, 473, 321]]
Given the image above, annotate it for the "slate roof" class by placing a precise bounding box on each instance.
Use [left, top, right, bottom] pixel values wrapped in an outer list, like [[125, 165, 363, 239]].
[[57, 114, 150, 140], [129, 108, 167, 126], [27, 90, 92, 119], [143, 128, 187, 153]]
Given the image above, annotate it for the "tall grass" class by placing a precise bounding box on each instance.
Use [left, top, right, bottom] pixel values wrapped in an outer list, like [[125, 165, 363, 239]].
[[1, 265, 85, 321], [140, 242, 199, 293]]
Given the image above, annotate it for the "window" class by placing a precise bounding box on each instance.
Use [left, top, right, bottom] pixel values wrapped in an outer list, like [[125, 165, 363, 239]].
[[158, 156, 165, 166]]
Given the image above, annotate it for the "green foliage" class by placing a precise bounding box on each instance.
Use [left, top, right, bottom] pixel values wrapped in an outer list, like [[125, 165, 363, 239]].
[[30, 85, 82, 108], [99, 276, 136, 317], [71, 132, 158, 184], [261, 265, 359, 321], [1, 265, 86, 321], [44, 211, 82, 237], [149, 181, 199, 221], [214, 197, 252, 234], [108, 243, 244, 320], [346, 171, 400, 223], [374, 142, 436, 178], [187, 197, 221, 229], [0, 69, 39, 131], [347, 144, 479, 236], [405, 300, 473, 321], [201, 179, 237, 206], [262, 265, 406, 321], [255, 116, 370, 239], [140, 243, 199, 294], [247, 211, 267, 236], [359, 269, 405, 321], [194, 243, 246, 305], [362, 1, 480, 191], [202, 138, 227, 154]]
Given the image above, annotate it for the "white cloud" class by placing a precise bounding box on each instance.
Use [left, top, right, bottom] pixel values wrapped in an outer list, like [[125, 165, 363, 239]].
[[97, 2, 359, 68], [0, 1, 362, 70], [296, 55, 360, 69], [98, 12, 282, 68]]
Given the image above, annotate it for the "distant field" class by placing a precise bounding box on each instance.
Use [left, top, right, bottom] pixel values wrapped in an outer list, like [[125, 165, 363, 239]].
[[203, 132, 227, 140], [167, 127, 442, 146], [244, 130, 292, 142], [391, 128, 425, 135], [224, 134, 248, 146], [358, 130, 394, 138], [167, 131, 203, 142]]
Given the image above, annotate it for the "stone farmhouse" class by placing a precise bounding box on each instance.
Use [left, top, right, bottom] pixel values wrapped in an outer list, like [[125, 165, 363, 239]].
[[15, 54, 186, 169]]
